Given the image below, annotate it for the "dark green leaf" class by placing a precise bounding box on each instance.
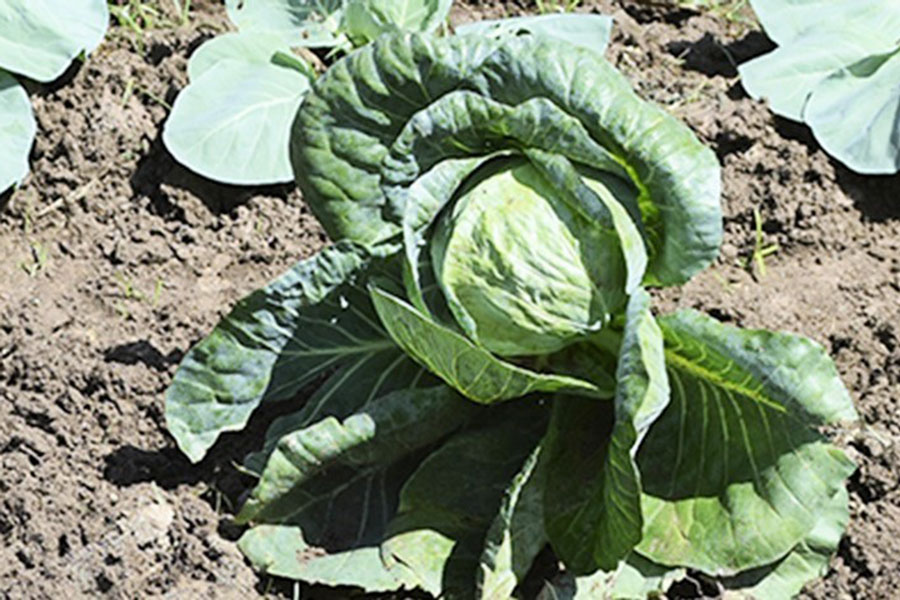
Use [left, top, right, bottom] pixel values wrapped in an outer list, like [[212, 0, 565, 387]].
[[165, 243, 395, 462], [544, 289, 669, 573], [383, 408, 548, 597]]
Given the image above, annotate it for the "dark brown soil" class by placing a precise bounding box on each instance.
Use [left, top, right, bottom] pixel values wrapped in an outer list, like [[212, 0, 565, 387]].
[[1, 1, 897, 599]]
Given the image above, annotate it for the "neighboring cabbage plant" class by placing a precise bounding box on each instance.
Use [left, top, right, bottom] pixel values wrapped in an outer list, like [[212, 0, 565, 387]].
[[739, 0, 900, 174], [165, 33, 857, 600], [163, 0, 453, 185], [0, 0, 109, 193], [162, 0, 617, 186]]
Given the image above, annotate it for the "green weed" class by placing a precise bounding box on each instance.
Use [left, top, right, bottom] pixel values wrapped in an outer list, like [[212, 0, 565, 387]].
[[19, 242, 49, 277], [108, 0, 191, 52], [677, 0, 754, 25], [535, 0, 583, 14], [749, 207, 779, 278]]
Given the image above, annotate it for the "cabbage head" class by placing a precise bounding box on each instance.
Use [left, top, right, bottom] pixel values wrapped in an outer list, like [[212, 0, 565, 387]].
[[432, 160, 632, 357]]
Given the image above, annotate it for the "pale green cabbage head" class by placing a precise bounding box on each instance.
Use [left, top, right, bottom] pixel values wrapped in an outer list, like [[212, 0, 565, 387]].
[[432, 160, 631, 357]]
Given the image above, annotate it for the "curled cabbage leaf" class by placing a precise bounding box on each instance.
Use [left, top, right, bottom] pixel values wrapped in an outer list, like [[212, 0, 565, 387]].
[[293, 33, 722, 288]]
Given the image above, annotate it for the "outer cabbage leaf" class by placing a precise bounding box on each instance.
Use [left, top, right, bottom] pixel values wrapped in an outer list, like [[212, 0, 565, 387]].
[[721, 488, 850, 600], [635, 310, 857, 575], [737, 25, 886, 121], [237, 386, 475, 523], [0, 0, 108, 82], [243, 349, 429, 473], [225, 0, 345, 48], [544, 290, 669, 573], [186, 32, 298, 81], [382, 408, 547, 597], [748, 0, 900, 46], [237, 355, 446, 593], [240, 521, 417, 592], [538, 554, 685, 600], [163, 59, 310, 185], [804, 48, 900, 175], [165, 243, 397, 462], [0, 72, 35, 192], [455, 14, 613, 57], [369, 285, 600, 403], [343, 0, 452, 45], [476, 446, 547, 600], [293, 33, 721, 285], [742, 0, 900, 173]]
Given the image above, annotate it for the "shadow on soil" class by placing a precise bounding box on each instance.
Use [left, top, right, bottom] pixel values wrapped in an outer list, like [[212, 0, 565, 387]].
[[835, 169, 900, 223], [756, 116, 900, 224], [129, 128, 296, 218], [666, 31, 774, 78]]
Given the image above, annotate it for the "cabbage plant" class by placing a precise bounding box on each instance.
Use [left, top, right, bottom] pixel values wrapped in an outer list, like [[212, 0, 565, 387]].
[[163, 0, 453, 185], [0, 0, 109, 193], [165, 33, 857, 600], [739, 0, 900, 174]]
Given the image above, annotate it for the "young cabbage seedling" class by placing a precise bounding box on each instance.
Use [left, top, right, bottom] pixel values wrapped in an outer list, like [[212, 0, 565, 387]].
[[166, 32, 857, 600]]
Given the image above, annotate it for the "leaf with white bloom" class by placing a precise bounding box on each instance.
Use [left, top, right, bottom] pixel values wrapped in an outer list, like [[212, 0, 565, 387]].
[[456, 14, 613, 57], [343, 0, 452, 45], [187, 31, 298, 81], [0, 0, 108, 82], [164, 59, 310, 185], [225, 0, 345, 48], [0, 72, 35, 192]]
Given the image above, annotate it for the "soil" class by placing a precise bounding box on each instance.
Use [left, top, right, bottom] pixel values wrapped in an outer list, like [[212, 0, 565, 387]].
[[1, 1, 897, 599]]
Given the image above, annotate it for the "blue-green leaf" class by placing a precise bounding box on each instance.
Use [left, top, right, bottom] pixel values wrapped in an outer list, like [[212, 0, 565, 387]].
[[0, 0, 108, 82], [225, 0, 345, 48], [742, 0, 900, 174], [804, 47, 900, 175], [749, 0, 900, 46], [163, 59, 310, 185], [187, 31, 296, 81], [737, 25, 884, 121], [456, 14, 613, 57], [343, 0, 452, 45], [0, 72, 35, 192]]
